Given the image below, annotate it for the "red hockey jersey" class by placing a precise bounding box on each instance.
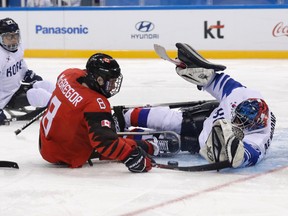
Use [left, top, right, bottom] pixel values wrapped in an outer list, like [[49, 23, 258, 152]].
[[39, 68, 140, 168]]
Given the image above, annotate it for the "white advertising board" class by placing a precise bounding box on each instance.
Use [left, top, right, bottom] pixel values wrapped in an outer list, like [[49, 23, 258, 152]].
[[1, 6, 287, 57]]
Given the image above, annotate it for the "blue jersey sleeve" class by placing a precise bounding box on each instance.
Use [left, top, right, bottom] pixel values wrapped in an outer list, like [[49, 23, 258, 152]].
[[204, 73, 245, 101]]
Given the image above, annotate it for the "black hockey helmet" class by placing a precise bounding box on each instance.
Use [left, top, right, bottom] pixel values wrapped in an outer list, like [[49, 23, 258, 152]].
[[85, 53, 123, 98], [0, 17, 20, 52]]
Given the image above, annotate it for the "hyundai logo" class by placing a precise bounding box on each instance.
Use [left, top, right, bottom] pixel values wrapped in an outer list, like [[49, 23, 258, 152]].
[[135, 21, 155, 32]]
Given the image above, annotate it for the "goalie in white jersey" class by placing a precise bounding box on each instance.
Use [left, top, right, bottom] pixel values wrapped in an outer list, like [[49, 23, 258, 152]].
[[117, 43, 276, 168], [0, 17, 54, 125]]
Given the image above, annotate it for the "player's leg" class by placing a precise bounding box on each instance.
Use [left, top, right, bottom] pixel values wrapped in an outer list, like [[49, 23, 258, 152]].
[[120, 101, 218, 154], [125, 106, 182, 133], [33, 80, 55, 94], [26, 88, 51, 107]]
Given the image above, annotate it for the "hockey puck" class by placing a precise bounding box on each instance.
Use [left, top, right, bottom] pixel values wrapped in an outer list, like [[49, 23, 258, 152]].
[[167, 161, 179, 167]]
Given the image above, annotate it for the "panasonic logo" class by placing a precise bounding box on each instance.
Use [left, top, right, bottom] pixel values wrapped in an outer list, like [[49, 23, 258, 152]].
[[35, 25, 89, 34]]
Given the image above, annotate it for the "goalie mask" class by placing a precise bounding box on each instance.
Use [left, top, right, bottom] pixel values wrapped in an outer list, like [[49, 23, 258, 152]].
[[0, 18, 20, 52], [85, 53, 123, 98], [232, 98, 269, 132]]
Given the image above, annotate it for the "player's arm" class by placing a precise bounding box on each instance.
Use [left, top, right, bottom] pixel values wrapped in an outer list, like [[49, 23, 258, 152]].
[[84, 111, 155, 172], [241, 142, 262, 167]]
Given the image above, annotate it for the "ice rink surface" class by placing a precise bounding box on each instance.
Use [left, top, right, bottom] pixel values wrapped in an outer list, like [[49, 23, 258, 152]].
[[1, 58, 288, 216]]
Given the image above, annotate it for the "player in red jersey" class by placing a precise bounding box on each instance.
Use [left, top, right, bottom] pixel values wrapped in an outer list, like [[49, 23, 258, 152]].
[[39, 53, 158, 172]]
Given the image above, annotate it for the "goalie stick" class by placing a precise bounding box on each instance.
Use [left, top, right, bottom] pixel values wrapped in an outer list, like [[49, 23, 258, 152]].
[[0, 161, 19, 169], [155, 160, 231, 172], [154, 44, 186, 68]]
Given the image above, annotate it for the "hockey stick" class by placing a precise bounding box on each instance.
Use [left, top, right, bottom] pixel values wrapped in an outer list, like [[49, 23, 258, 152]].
[[155, 160, 231, 172], [117, 130, 179, 137], [0, 161, 19, 169], [114, 100, 216, 110], [154, 44, 186, 68], [14, 108, 47, 135]]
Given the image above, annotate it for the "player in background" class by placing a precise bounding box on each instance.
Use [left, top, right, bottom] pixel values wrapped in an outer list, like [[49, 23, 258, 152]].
[[0, 17, 54, 125], [39, 53, 160, 173], [116, 43, 276, 168]]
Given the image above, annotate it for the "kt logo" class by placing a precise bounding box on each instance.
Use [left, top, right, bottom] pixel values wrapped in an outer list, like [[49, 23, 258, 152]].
[[204, 21, 224, 39]]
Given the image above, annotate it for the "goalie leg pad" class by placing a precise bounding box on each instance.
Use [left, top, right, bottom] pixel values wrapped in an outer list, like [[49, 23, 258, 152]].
[[199, 119, 245, 168], [176, 43, 227, 71]]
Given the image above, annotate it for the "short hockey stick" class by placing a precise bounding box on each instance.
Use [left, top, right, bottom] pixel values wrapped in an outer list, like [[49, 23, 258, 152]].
[[155, 160, 231, 172], [14, 108, 47, 135], [0, 161, 19, 169], [154, 44, 186, 68]]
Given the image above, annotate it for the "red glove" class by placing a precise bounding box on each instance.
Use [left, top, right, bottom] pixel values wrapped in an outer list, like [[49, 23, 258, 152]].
[[122, 146, 155, 173]]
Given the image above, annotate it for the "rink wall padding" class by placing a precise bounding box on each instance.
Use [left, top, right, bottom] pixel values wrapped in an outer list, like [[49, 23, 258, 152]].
[[1, 5, 288, 59]]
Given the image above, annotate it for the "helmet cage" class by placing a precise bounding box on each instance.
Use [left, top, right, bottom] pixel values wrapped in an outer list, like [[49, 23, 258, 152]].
[[232, 98, 269, 132], [102, 73, 123, 98], [0, 18, 20, 52], [0, 30, 20, 52]]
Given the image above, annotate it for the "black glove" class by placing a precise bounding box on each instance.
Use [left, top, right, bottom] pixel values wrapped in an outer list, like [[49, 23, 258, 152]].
[[0, 109, 7, 125], [123, 146, 155, 173], [23, 70, 43, 84]]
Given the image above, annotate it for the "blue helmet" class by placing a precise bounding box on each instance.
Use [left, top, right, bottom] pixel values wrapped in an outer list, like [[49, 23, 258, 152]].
[[232, 98, 269, 131], [0, 18, 20, 52]]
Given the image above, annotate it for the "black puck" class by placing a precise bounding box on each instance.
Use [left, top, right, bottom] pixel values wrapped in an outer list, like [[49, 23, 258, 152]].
[[168, 161, 179, 167]]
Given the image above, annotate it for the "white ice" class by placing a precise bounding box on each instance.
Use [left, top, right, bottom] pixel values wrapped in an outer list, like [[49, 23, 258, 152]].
[[1, 58, 288, 216]]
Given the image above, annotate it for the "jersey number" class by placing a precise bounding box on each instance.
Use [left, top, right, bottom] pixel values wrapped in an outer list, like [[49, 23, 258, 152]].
[[212, 107, 225, 122], [42, 96, 106, 136], [42, 95, 61, 137]]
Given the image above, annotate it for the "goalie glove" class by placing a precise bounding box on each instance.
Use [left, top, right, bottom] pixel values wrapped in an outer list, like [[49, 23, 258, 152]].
[[199, 119, 245, 168], [175, 43, 226, 87], [176, 67, 215, 86]]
